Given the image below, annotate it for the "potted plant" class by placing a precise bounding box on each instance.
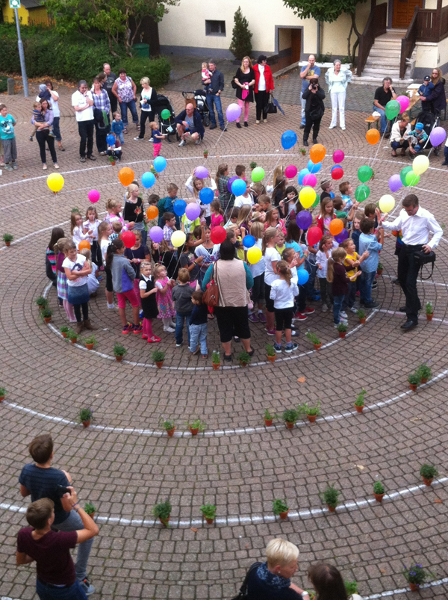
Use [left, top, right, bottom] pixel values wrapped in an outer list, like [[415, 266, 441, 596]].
[[83, 334, 96, 350], [113, 343, 127, 362], [238, 350, 251, 368], [283, 408, 299, 429], [250, 161, 257, 170], [211, 350, 221, 370], [60, 325, 69, 339], [152, 349, 165, 368], [200, 503, 217, 524], [357, 308, 366, 325], [345, 581, 358, 596], [320, 484, 340, 512], [417, 363, 431, 384], [0, 387, 5, 402], [186, 418, 206, 436], [266, 344, 276, 363], [425, 301, 433, 321], [403, 563, 434, 592], [377, 262, 383, 275], [152, 498, 171, 526], [306, 331, 321, 350], [3, 233, 13, 246], [300, 148, 306, 156], [36, 296, 48, 311], [68, 329, 78, 344], [305, 591, 315, 600], [373, 481, 385, 502], [302, 402, 320, 423], [84, 502, 96, 518], [264, 408, 276, 427], [420, 464, 438, 486], [160, 417, 176, 437], [42, 308, 52, 324], [109, 155, 116, 166], [354, 388, 366, 413], [79, 408, 93, 428], [272, 498, 289, 519], [408, 372, 419, 392], [337, 322, 348, 338], [203, 149, 209, 159]]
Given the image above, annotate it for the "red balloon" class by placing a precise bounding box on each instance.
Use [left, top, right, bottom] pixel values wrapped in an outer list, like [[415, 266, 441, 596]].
[[121, 230, 136, 249], [307, 226, 322, 246], [331, 167, 344, 180], [210, 226, 226, 244]]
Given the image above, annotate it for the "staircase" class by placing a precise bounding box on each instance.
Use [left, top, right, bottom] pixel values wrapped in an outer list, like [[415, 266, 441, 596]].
[[352, 29, 415, 85]]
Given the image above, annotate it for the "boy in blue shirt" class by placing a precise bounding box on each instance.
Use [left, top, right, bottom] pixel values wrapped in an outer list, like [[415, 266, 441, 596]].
[[111, 111, 125, 144], [0, 103, 17, 171], [359, 218, 384, 308], [408, 122, 428, 154], [418, 76, 434, 111]]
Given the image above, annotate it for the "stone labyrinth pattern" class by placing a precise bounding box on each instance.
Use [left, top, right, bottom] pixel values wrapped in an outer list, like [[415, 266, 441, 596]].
[[0, 89, 447, 600]]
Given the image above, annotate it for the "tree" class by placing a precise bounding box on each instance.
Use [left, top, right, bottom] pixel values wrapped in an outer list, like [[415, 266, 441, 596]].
[[282, 0, 368, 63], [229, 7, 252, 61]]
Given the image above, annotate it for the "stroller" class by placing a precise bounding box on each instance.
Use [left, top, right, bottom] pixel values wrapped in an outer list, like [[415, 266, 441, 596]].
[[182, 90, 211, 127], [154, 94, 177, 143], [412, 110, 440, 155]]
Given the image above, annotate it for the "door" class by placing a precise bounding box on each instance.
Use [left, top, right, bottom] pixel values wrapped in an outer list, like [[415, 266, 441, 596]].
[[392, 0, 423, 29], [291, 29, 302, 63]]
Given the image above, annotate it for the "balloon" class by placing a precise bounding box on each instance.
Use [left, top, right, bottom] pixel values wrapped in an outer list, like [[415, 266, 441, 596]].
[[173, 199, 187, 216], [78, 240, 91, 251], [333, 150, 345, 163], [226, 103, 242, 122], [231, 178, 247, 196], [309, 143, 326, 164], [141, 172, 156, 188], [297, 269, 309, 285], [210, 226, 226, 244], [379, 194, 395, 213], [247, 246, 262, 264], [171, 230, 186, 248], [355, 184, 370, 202], [199, 187, 214, 204], [366, 129, 380, 145], [153, 156, 167, 173], [412, 154, 429, 176], [389, 174, 402, 193], [430, 126, 447, 147], [400, 166, 413, 185], [161, 108, 171, 120], [331, 167, 344, 180], [47, 173, 64, 193], [106, 134, 115, 146], [397, 95, 410, 113], [88, 189, 99, 203], [285, 165, 298, 179], [299, 186, 316, 209], [185, 203, 201, 221], [312, 196, 320, 209], [121, 231, 136, 249], [227, 176, 238, 193], [307, 226, 322, 246], [329, 219, 344, 236], [303, 173, 317, 187], [307, 159, 322, 174], [149, 226, 163, 243], [405, 171, 420, 187], [146, 206, 158, 219], [334, 229, 349, 243], [281, 130, 297, 150], [251, 167, 265, 182], [358, 165, 373, 183], [195, 166, 209, 179], [118, 167, 135, 187], [385, 99, 400, 120], [243, 235, 256, 248], [296, 211, 313, 230], [298, 168, 309, 185]]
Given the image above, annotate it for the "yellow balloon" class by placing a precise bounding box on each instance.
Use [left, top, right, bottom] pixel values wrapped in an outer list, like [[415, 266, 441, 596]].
[[299, 186, 316, 209], [378, 194, 395, 213], [171, 230, 186, 248], [412, 154, 429, 176], [47, 173, 64, 193], [247, 246, 262, 265]]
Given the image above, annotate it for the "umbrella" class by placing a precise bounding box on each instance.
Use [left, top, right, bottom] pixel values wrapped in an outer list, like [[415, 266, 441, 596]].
[[273, 98, 285, 115]]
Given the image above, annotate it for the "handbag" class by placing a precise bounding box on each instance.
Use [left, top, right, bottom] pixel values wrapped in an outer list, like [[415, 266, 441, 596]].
[[203, 263, 219, 307], [264, 93, 277, 115], [230, 562, 262, 600], [414, 249, 436, 280]]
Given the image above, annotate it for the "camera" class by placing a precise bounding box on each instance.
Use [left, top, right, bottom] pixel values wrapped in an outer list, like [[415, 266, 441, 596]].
[[312, 84, 318, 90]]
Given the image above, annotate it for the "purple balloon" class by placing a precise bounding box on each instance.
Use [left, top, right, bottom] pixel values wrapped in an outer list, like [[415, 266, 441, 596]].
[[430, 126, 447, 147], [185, 202, 201, 221], [335, 229, 349, 243], [226, 103, 242, 122], [296, 211, 313, 230], [389, 174, 402, 193], [227, 176, 238, 193], [149, 226, 163, 243], [195, 166, 209, 179]]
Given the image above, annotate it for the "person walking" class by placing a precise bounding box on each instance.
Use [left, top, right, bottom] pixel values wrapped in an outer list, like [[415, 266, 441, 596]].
[[233, 56, 255, 128], [299, 55, 321, 129], [325, 59, 352, 130], [71, 80, 95, 163], [253, 55, 274, 124], [382, 194, 442, 330], [206, 60, 226, 131], [302, 78, 325, 146]]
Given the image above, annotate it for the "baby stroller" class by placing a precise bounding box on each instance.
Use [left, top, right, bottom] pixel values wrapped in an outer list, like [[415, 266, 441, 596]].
[[154, 94, 177, 143], [413, 110, 440, 155], [182, 90, 211, 127]]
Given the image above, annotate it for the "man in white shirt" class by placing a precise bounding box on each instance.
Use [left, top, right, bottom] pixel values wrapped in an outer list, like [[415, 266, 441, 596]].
[[382, 194, 442, 329], [71, 80, 95, 163]]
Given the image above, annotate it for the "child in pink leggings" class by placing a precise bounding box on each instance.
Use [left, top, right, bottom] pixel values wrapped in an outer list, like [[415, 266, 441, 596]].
[[150, 121, 166, 158]]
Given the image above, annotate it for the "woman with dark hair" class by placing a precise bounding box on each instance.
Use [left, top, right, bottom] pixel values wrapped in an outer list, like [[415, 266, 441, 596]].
[[201, 239, 254, 361], [308, 563, 362, 600], [46, 227, 65, 287], [253, 55, 274, 124], [92, 76, 111, 155], [31, 99, 59, 170]]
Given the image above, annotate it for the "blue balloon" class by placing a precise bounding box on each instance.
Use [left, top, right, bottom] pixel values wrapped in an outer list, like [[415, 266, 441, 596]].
[[231, 178, 247, 196], [153, 156, 167, 173], [173, 199, 187, 216], [307, 160, 322, 174], [330, 191, 335, 199], [298, 168, 309, 186], [141, 172, 156, 189], [243, 235, 256, 248], [297, 269, 309, 285], [106, 134, 115, 146], [331, 165, 341, 172], [199, 187, 214, 204], [281, 130, 297, 150]]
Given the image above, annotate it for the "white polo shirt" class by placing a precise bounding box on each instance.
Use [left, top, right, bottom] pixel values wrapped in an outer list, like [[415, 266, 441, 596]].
[[72, 90, 94, 122]]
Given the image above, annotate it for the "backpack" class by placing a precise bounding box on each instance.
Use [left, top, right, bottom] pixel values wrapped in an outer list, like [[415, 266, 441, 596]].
[[230, 562, 262, 600]]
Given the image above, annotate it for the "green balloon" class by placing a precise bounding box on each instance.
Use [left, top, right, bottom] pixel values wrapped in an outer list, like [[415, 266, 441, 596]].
[[312, 197, 319, 208], [385, 100, 400, 120], [161, 109, 171, 120], [355, 184, 370, 202], [405, 171, 420, 187], [400, 166, 413, 185], [251, 166, 265, 182], [358, 165, 373, 183]]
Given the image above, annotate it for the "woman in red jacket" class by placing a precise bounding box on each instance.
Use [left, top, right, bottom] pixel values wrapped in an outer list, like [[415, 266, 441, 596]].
[[253, 55, 274, 124]]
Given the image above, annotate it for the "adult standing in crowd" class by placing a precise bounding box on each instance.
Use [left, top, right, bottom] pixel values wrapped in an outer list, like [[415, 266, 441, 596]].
[[44, 81, 64, 152], [32, 99, 59, 171], [253, 55, 274, 124], [134, 77, 158, 141], [382, 194, 442, 330], [302, 78, 325, 146], [373, 77, 397, 136], [299, 55, 321, 129], [112, 69, 139, 134], [233, 56, 255, 128], [103, 63, 117, 114], [91, 76, 110, 156], [71, 80, 95, 163], [421, 67, 447, 115], [175, 103, 204, 146], [207, 60, 226, 131], [325, 59, 352, 130]]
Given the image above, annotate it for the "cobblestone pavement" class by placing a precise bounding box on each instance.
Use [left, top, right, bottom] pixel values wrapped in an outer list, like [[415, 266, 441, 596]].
[[1, 82, 448, 600]]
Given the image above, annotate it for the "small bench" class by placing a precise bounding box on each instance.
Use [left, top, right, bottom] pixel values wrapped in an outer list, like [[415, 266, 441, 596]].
[[365, 115, 380, 130]]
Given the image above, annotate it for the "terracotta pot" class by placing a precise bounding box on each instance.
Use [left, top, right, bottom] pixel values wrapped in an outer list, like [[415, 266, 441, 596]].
[[279, 510, 289, 519], [267, 354, 276, 363], [359, 317, 366, 324], [159, 516, 170, 526], [44, 317, 51, 324], [166, 427, 175, 437], [86, 343, 94, 350], [285, 421, 295, 429], [426, 313, 433, 321], [377, 268, 383, 275], [155, 361, 164, 369], [5, 241, 11, 247], [205, 517, 214, 524], [203, 153, 208, 158], [70, 337, 77, 345], [0, 395, 4, 402], [338, 331, 346, 339], [39, 305, 46, 311], [212, 362, 220, 370], [421, 377, 428, 383], [300, 150, 306, 156], [354, 404, 364, 413], [189, 427, 199, 436], [307, 414, 317, 423], [111, 161, 116, 166], [327, 505, 336, 512], [87, 512, 95, 519], [264, 419, 273, 427], [240, 361, 248, 368], [61, 332, 68, 338], [313, 343, 322, 351], [374, 493, 384, 502], [82, 420, 90, 428], [409, 383, 417, 392], [409, 583, 419, 592], [422, 477, 433, 486], [115, 355, 123, 362]]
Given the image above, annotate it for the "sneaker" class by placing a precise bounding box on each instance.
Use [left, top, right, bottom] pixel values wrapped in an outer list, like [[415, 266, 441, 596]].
[[49, 131, 56, 138], [266, 328, 276, 335], [372, 280, 378, 289], [148, 137, 154, 142], [274, 343, 282, 353], [257, 312, 266, 323], [176, 342, 183, 347], [107, 303, 115, 309], [248, 312, 259, 323], [340, 311, 347, 319], [285, 343, 298, 353], [291, 330, 299, 337], [29, 136, 34, 141], [122, 322, 133, 334], [148, 335, 161, 343], [139, 309, 144, 319], [178, 139, 186, 147], [321, 304, 328, 313], [87, 155, 96, 161], [295, 313, 308, 321], [80, 157, 86, 163], [163, 326, 175, 333], [12, 163, 18, 170], [195, 139, 201, 145], [303, 307, 315, 314], [363, 301, 379, 309], [209, 124, 217, 130], [350, 306, 358, 314], [134, 136, 143, 140], [80, 579, 95, 596], [6, 165, 13, 172], [220, 126, 227, 131], [132, 324, 143, 334]]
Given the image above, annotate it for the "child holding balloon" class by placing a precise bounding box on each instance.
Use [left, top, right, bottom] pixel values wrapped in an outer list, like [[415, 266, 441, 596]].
[[139, 261, 160, 343], [105, 198, 129, 231], [316, 235, 337, 312], [262, 227, 282, 335], [84, 207, 101, 265], [270, 260, 299, 353], [210, 199, 224, 229], [124, 230, 151, 308], [317, 198, 336, 234], [98, 221, 115, 309], [327, 247, 361, 326], [149, 121, 166, 158], [247, 221, 266, 323], [71, 212, 92, 249], [154, 263, 176, 332]]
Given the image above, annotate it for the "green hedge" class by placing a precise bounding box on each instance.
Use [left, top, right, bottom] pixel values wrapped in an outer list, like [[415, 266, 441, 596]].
[[0, 24, 171, 89]]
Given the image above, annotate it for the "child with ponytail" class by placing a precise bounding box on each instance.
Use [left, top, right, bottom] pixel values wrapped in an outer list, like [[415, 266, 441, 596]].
[[270, 260, 299, 353], [327, 247, 361, 327]]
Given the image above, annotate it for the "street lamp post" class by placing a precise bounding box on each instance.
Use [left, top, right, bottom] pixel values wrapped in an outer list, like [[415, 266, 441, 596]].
[[12, 3, 29, 98]]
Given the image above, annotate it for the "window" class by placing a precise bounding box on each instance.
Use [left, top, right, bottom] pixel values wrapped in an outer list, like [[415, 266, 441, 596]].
[[205, 20, 226, 36]]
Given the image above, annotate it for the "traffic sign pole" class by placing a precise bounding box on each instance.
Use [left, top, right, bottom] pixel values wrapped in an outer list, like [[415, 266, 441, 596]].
[[14, 7, 29, 98]]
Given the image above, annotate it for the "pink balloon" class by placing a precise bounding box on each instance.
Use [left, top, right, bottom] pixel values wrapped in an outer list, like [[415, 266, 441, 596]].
[[185, 202, 201, 221], [303, 173, 317, 187], [397, 95, 410, 112], [333, 150, 345, 163], [226, 103, 242, 122], [285, 165, 298, 179], [195, 166, 209, 179], [88, 189, 100, 203]]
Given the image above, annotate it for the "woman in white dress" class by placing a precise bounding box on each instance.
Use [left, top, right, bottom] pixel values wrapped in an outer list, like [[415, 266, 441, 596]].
[[325, 59, 352, 130]]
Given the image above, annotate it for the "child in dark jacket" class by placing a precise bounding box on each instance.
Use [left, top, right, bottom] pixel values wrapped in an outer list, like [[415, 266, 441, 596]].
[[189, 290, 209, 357], [171, 268, 194, 347]]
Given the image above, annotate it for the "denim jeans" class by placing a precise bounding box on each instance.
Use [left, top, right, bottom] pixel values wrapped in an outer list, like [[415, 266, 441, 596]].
[[52, 510, 93, 581], [175, 312, 192, 345], [207, 94, 224, 128], [53, 116, 62, 142], [77, 120, 94, 158], [360, 270, 376, 304], [300, 93, 306, 125], [333, 294, 345, 324], [189, 323, 207, 354], [119, 100, 139, 127], [36, 579, 88, 600], [343, 280, 357, 310], [373, 105, 388, 133]]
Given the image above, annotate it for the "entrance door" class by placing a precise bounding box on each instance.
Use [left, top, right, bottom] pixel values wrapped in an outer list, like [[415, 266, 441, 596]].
[[392, 0, 423, 29], [273, 28, 302, 73]]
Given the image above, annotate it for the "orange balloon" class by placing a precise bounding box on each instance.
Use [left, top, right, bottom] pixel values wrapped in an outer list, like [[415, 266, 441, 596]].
[[366, 129, 380, 145], [309, 143, 326, 164], [78, 240, 91, 251], [118, 167, 135, 187], [329, 218, 344, 236], [146, 206, 159, 219]]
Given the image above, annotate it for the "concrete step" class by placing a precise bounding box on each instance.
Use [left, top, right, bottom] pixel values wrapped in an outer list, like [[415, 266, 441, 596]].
[[369, 49, 401, 58], [351, 74, 414, 85], [363, 66, 400, 76], [374, 40, 402, 48], [366, 57, 402, 67]]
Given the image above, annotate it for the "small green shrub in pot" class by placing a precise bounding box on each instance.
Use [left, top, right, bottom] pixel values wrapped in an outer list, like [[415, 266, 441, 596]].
[[200, 503, 217, 523], [420, 464, 438, 482], [272, 498, 289, 517], [152, 498, 172, 524], [320, 484, 340, 510], [84, 502, 96, 516], [345, 581, 358, 595], [373, 481, 385, 495]]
